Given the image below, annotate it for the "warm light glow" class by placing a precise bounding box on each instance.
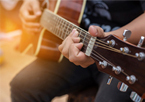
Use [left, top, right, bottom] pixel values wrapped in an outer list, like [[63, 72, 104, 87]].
[[4, 18, 18, 33]]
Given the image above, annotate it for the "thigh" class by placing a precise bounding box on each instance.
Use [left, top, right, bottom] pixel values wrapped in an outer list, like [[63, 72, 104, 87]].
[[10, 57, 95, 102], [94, 73, 133, 102]]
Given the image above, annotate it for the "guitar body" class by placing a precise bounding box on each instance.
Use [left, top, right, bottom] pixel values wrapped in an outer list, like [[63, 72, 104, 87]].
[[19, 0, 86, 61]]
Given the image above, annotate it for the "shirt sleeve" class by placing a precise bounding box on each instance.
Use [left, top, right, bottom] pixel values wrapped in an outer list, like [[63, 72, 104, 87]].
[[140, 1, 145, 11]]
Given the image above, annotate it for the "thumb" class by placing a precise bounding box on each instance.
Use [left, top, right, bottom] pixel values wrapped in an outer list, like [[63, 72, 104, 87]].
[[32, 1, 41, 16], [88, 25, 105, 38]]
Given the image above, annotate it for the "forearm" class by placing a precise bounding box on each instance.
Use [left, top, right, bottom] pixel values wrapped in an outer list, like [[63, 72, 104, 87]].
[[105, 12, 145, 45]]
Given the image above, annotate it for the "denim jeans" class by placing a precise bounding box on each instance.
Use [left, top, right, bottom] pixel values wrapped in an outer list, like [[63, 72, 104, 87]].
[[10, 57, 133, 102]]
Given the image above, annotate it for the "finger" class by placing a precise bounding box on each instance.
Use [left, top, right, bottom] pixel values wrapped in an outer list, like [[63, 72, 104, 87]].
[[60, 38, 74, 58], [31, 1, 41, 16], [69, 43, 95, 68], [71, 30, 79, 37], [68, 43, 82, 63], [58, 36, 73, 54], [69, 48, 94, 68], [59, 29, 79, 58], [23, 25, 41, 33], [58, 36, 69, 52], [69, 43, 84, 61], [72, 37, 81, 43], [75, 52, 95, 68], [69, 29, 77, 37], [25, 22, 40, 28], [89, 25, 105, 38], [21, 17, 40, 28], [59, 29, 77, 52], [20, 11, 37, 22]]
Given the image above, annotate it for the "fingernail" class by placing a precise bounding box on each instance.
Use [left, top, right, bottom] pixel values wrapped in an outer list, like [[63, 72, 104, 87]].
[[72, 29, 76, 34], [72, 31, 78, 37]]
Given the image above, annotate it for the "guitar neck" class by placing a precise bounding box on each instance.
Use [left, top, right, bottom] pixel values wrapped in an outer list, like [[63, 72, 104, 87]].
[[40, 9, 91, 41], [40, 9, 104, 62]]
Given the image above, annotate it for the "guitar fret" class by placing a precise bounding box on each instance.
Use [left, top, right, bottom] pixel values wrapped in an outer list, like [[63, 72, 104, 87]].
[[56, 17, 61, 38], [50, 14, 55, 33], [81, 32, 92, 53], [41, 9, 91, 43], [51, 18, 56, 34], [62, 21, 68, 39], [58, 18, 63, 39], [64, 22, 70, 39], [83, 33, 87, 43], [78, 29, 84, 42], [77, 27, 81, 37], [54, 16, 59, 36], [69, 24, 74, 34], [46, 13, 55, 34], [61, 19, 65, 39], [79, 29, 87, 44]]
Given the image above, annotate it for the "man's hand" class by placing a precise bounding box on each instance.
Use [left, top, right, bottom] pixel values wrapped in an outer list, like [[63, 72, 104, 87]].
[[19, 0, 42, 34], [59, 26, 105, 68]]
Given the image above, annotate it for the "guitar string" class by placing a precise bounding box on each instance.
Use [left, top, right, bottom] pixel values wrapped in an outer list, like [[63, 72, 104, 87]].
[[42, 11, 107, 44], [42, 13, 137, 59], [42, 13, 117, 48], [80, 45, 117, 70], [42, 18, 119, 70], [44, 10, 132, 51], [53, 22, 136, 58], [42, 19, 120, 69], [44, 10, 121, 47], [42, 17, 137, 59], [42, 18, 137, 60], [91, 49, 129, 76], [80, 42, 129, 77], [82, 45, 114, 65], [42, 10, 131, 78], [91, 48, 129, 77], [41, 14, 125, 53], [41, 12, 134, 75]]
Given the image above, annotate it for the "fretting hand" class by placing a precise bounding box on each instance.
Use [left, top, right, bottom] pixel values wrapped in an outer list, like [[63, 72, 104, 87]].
[[59, 26, 105, 68]]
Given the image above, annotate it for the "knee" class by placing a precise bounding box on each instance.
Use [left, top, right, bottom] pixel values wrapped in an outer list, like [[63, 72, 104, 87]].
[[10, 73, 27, 102], [10, 70, 52, 102], [10, 72, 26, 91]]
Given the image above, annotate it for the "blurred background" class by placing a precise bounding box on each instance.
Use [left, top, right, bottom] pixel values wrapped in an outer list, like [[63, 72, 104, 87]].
[[0, 0, 67, 102], [0, 0, 22, 33], [0, 0, 35, 102]]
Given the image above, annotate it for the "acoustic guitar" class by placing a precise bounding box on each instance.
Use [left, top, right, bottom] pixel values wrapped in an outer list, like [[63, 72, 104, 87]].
[[19, 0, 86, 62], [19, 0, 145, 102]]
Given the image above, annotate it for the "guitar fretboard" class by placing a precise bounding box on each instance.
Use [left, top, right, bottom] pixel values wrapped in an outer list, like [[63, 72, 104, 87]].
[[40, 9, 92, 52]]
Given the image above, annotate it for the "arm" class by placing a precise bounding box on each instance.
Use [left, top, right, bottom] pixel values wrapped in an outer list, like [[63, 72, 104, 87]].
[[19, 0, 41, 34], [59, 12, 145, 68], [105, 12, 145, 45]]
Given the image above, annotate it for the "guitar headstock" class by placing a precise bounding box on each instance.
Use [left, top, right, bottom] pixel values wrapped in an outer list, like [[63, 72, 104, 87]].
[[91, 30, 145, 101]]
